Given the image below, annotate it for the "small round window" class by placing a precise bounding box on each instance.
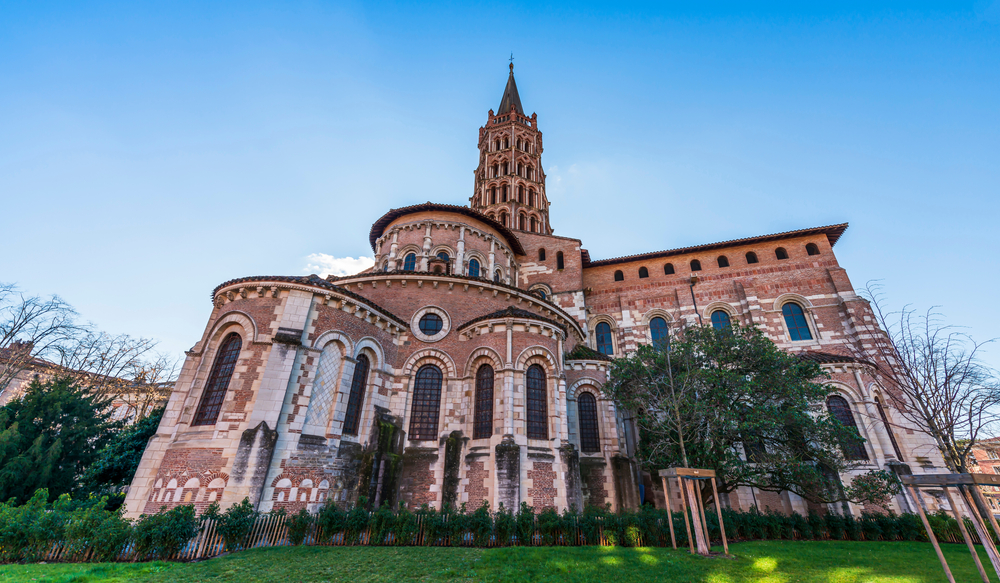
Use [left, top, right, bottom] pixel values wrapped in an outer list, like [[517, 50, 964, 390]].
[[418, 313, 443, 336]]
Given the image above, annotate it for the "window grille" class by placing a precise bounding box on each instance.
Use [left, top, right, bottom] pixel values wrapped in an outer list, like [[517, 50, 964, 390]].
[[578, 392, 600, 453], [403, 253, 416, 271], [711, 310, 732, 330], [193, 333, 242, 426], [782, 303, 812, 341], [649, 317, 669, 345], [468, 258, 481, 278], [526, 364, 548, 440], [474, 365, 494, 439], [596, 322, 614, 355], [343, 354, 369, 435], [409, 365, 442, 440], [827, 395, 869, 461]]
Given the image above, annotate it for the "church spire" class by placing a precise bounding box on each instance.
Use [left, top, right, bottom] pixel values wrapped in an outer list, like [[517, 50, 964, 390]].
[[498, 62, 524, 116], [471, 63, 552, 236]]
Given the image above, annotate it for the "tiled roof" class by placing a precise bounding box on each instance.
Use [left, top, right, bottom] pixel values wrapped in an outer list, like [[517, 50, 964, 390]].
[[498, 65, 524, 115], [211, 275, 408, 326], [584, 223, 849, 268], [368, 202, 525, 255], [456, 305, 567, 334]]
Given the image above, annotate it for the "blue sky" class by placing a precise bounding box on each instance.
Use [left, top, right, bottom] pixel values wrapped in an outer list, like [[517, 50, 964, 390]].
[[2, 2, 998, 369]]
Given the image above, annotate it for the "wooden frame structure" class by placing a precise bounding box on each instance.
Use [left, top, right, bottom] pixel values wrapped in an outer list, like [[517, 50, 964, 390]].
[[900, 473, 1000, 583], [658, 468, 729, 556]]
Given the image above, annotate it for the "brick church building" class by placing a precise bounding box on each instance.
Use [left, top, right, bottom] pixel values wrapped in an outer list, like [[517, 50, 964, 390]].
[[125, 65, 944, 519]]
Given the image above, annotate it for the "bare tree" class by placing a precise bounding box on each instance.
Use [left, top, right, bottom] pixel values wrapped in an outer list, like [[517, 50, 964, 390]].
[[56, 331, 176, 420], [0, 283, 80, 394], [855, 283, 1000, 473]]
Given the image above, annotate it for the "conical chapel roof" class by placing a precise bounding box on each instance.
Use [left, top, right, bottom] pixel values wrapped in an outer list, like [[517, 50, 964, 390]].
[[498, 64, 524, 115]]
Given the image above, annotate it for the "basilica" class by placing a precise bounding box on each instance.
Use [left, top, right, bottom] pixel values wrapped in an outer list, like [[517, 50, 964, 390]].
[[124, 65, 943, 519]]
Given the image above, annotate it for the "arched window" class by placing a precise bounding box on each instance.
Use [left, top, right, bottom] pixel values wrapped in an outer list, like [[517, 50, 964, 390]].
[[519, 214, 526, 230], [649, 317, 669, 345], [529, 188, 535, 205], [409, 365, 443, 440], [530, 216, 537, 232], [614, 270, 624, 281], [717, 256, 730, 268], [494, 270, 502, 282], [490, 187, 497, 204], [806, 243, 820, 256], [526, 364, 548, 440], [532, 288, 546, 300], [474, 365, 494, 439], [826, 396, 868, 461], [578, 392, 600, 453], [538, 248, 546, 261], [638, 266, 649, 279], [664, 263, 675, 275], [517, 185, 524, 202], [775, 247, 789, 260], [494, 140, 500, 151], [500, 213, 508, 227], [343, 354, 369, 435], [782, 303, 812, 341], [711, 310, 732, 330], [502, 185, 508, 202], [596, 322, 614, 355], [690, 259, 702, 272], [556, 252, 565, 270], [503, 162, 509, 175], [437, 252, 449, 263], [193, 333, 242, 426], [746, 252, 759, 264], [468, 258, 481, 278], [402, 253, 416, 272]]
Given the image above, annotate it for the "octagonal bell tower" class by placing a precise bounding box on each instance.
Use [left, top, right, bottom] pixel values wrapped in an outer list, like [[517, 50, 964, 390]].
[[471, 63, 552, 235]]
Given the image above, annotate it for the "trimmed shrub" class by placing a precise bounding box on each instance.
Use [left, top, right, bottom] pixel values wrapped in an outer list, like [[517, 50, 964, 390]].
[[132, 504, 198, 560], [286, 508, 313, 546]]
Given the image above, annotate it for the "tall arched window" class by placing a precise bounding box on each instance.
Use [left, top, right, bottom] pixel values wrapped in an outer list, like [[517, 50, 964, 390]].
[[490, 187, 497, 204], [638, 266, 649, 278], [468, 258, 481, 278], [529, 189, 535, 206], [530, 216, 537, 232], [649, 317, 669, 345], [519, 214, 526, 230], [342, 354, 370, 436], [614, 270, 624, 281], [782, 303, 812, 341], [538, 248, 546, 261], [664, 263, 675, 275], [526, 364, 548, 440], [775, 247, 789, 260], [556, 252, 565, 270], [827, 396, 868, 461], [717, 256, 730, 268], [409, 365, 443, 440], [690, 259, 702, 272], [193, 333, 242, 426], [806, 243, 820, 256], [502, 185, 508, 202], [494, 270, 502, 282], [500, 213, 508, 227], [402, 253, 416, 272], [578, 392, 600, 453], [518, 185, 524, 202], [596, 322, 614, 355], [711, 310, 732, 330], [746, 251, 759, 264], [474, 365, 494, 439]]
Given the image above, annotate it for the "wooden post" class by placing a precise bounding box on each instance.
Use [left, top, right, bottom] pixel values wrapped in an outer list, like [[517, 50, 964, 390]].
[[678, 476, 695, 554], [960, 484, 1000, 580], [908, 485, 956, 583], [943, 486, 990, 583], [710, 477, 729, 555], [662, 475, 677, 549], [693, 479, 711, 551]]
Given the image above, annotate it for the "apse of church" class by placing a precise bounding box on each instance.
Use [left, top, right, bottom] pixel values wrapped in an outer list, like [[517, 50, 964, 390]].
[[124, 65, 940, 520]]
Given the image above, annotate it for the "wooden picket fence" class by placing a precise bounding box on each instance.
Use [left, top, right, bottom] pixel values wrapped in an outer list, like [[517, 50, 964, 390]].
[[34, 509, 991, 563]]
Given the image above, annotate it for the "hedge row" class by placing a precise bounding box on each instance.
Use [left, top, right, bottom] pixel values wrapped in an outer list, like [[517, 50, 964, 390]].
[[0, 490, 990, 563]]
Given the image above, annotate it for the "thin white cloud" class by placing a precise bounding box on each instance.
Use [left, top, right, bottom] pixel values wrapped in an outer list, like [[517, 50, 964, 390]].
[[304, 254, 375, 277]]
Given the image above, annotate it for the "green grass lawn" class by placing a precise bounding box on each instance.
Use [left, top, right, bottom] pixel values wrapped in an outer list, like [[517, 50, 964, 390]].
[[0, 541, 995, 583]]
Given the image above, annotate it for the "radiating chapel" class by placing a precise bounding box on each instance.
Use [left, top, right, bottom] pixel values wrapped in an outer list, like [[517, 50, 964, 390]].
[[125, 65, 943, 519]]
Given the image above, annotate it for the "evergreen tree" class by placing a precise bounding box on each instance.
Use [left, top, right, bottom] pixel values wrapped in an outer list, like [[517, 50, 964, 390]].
[[80, 406, 164, 502], [0, 376, 118, 503]]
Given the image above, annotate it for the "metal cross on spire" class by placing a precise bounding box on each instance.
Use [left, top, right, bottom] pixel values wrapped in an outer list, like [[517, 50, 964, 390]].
[[509, 53, 514, 72]]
